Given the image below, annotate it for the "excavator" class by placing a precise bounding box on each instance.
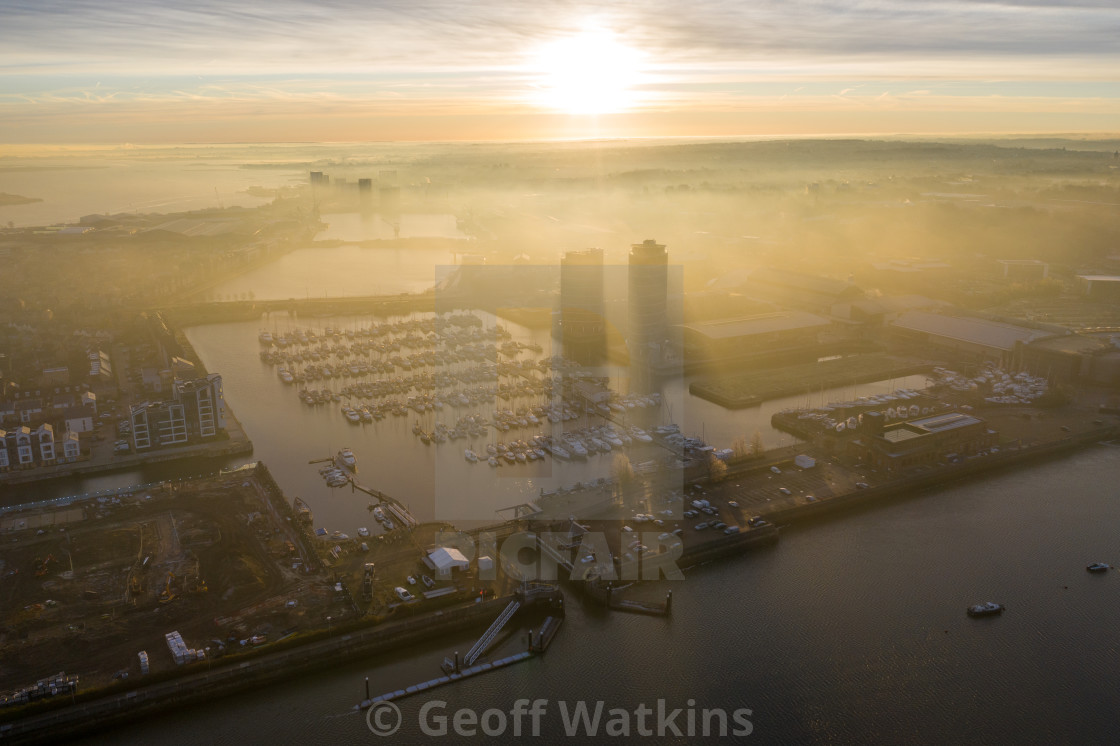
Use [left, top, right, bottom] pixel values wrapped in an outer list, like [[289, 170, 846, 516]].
[[34, 555, 57, 577], [158, 572, 176, 604]]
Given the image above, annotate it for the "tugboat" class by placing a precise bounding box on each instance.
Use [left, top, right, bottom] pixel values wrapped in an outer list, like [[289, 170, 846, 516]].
[[1087, 563, 1110, 573], [966, 601, 1004, 617]]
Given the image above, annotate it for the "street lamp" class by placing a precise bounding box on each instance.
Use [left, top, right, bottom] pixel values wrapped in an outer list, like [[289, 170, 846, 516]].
[[205, 647, 211, 673], [327, 616, 332, 634]]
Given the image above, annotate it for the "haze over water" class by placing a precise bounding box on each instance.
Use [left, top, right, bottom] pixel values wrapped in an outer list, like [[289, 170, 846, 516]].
[[4, 0, 1120, 739], [94, 443, 1120, 745]]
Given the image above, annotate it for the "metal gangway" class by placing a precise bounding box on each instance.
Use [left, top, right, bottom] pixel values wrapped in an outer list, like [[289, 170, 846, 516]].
[[535, 536, 575, 575], [463, 600, 520, 666]]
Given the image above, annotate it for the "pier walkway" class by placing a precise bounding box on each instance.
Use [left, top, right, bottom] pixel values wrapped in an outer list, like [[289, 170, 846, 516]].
[[535, 535, 575, 576], [346, 479, 420, 528], [463, 599, 520, 666]]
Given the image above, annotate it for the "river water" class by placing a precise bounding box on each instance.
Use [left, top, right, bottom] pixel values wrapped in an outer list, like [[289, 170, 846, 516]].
[[88, 443, 1120, 745], [4, 180, 1117, 739], [206, 212, 469, 301], [8, 312, 1112, 743], [3, 310, 1116, 742]]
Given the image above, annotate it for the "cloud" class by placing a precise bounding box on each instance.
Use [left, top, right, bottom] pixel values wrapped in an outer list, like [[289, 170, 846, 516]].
[[1, 1, 1117, 141], [2, 1, 1119, 77]]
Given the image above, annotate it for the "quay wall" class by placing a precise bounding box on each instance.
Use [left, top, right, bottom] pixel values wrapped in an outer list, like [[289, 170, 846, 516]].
[[0, 595, 517, 745], [0, 432, 252, 489], [763, 426, 1119, 527], [676, 523, 781, 569]]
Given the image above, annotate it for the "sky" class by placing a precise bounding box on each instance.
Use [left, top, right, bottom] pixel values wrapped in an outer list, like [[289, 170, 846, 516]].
[[1, 0, 1118, 143]]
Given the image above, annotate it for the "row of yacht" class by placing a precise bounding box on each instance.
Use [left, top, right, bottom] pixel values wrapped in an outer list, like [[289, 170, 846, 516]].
[[459, 424, 655, 466], [930, 365, 1050, 405], [259, 313, 496, 347]]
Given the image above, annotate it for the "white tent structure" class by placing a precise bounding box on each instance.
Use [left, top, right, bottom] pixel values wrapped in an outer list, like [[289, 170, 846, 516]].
[[425, 547, 471, 579]]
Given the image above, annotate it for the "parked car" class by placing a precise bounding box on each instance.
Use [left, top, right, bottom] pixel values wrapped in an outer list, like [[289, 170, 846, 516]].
[[395, 587, 415, 602], [694, 522, 709, 531]]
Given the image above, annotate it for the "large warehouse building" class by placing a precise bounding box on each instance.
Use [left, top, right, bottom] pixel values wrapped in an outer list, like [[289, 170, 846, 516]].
[[678, 311, 833, 363], [889, 311, 1062, 367]]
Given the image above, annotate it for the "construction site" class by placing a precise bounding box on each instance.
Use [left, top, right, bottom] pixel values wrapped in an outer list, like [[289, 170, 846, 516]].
[[0, 465, 353, 703]]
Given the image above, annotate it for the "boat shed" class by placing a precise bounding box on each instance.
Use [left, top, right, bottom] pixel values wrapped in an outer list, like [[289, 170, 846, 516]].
[[1076, 275, 1120, 301], [889, 311, 1058, 367], [424, 547, 471, 579], [678, 311, 832, 362]]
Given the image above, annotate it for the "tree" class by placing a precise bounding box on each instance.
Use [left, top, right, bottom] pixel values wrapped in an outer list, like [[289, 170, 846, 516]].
[[611, 453, 636, 504], [731, 435, 749, 459], [708, 453, 727, 481], [750, 430, 765, 457]]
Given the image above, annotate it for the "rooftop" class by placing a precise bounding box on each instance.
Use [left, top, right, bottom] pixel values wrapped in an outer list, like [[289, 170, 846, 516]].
[[882, 426, 926, 444], [891, 311, 1054, 351], [910, 412, 983, 433], [878, 411, 984, 444], [679, 311, 831, 340]]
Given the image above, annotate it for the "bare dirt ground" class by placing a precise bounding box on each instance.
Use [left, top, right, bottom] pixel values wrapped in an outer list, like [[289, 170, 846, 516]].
[[0, 471, 346, 695]]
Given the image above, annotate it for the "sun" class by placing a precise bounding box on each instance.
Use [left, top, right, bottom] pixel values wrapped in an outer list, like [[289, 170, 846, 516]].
[[532, 29, 644, 115]]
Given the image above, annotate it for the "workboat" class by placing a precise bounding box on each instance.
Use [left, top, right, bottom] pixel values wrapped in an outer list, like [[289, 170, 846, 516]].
[[966, 601, 1004, 617], [1087, 563, 1110, 573]]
